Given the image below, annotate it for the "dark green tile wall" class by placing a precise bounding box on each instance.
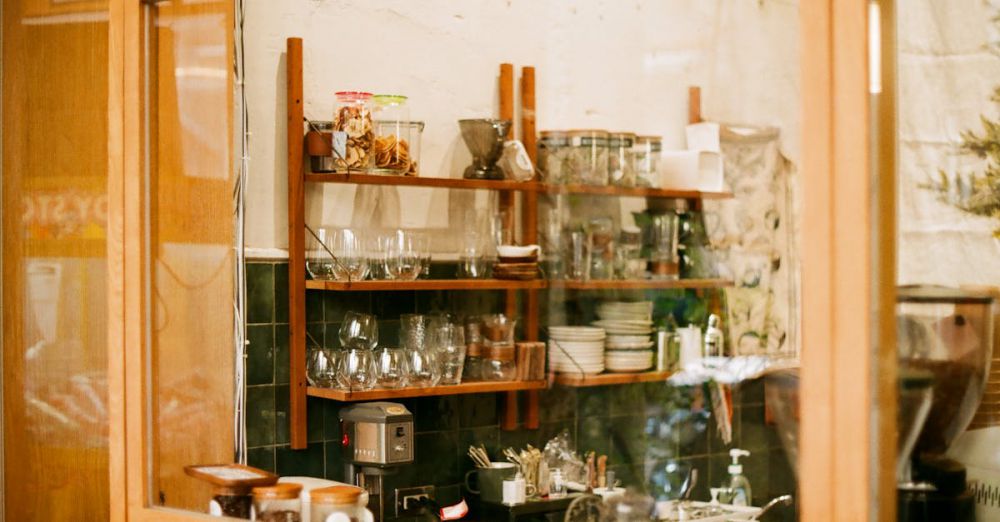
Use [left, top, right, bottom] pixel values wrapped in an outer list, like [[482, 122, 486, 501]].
[[245, 261, 796, 520]]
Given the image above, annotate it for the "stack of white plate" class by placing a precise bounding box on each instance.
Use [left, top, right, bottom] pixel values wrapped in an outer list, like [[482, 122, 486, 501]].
[[596, 301, 654, 372], [605, 350, 655, 372], [548, 326, 606, 374], [596, 301, 653, 321]]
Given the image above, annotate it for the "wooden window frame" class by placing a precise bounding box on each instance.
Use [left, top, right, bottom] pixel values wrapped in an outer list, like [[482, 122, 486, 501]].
[[104, 0, 896, 519]]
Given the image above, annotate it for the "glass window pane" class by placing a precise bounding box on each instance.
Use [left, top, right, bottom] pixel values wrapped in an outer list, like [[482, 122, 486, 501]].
[[2, 0, 110, 518]]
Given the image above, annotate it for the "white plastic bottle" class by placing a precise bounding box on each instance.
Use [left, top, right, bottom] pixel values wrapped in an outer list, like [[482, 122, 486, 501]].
[[727, 449, 752, 506]]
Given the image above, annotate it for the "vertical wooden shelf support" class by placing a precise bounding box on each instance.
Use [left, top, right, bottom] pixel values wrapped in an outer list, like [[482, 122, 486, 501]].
[[521, 66, 541, 430], [498, 63, 520, 431], [286, 38, 308, 450]]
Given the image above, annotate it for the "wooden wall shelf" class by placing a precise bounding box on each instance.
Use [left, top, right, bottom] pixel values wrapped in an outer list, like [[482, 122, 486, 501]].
[[305, 279, 545, 291], [549, 278, 733, 290], [306, 172, 538, 191], [553, 370, 673, 387], [538, 184, 733, 200], [307, 380, 548, 402]]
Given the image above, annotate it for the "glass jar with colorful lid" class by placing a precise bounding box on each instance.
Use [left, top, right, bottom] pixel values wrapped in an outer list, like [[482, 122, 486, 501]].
[[372, 94, 417, 175], [331, 91, 375, 173]]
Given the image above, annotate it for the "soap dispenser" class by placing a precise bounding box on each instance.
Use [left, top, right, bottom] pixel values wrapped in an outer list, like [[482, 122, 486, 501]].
[[726, 449, 752, 506]]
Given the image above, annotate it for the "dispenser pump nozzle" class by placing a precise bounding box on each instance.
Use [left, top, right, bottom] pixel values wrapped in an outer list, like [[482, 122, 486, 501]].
[[728, 448, 749, 475]]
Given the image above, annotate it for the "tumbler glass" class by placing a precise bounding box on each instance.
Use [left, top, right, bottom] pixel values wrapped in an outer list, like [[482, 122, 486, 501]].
[[385, 230, 424, 281], [305, 227, 335, 280], [336, 348, 377, 391], [329, 228, 370, 282], [338, 311, 378, 350], [399, 314, 430, 350], [307, 348, 337, 387], [566, 229, 589, 281], [406, 348, 440, 387], [374, 346, 410, 389], [433, 323, 466, 385]]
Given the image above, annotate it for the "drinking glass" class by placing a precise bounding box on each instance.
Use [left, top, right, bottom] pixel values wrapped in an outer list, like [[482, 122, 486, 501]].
[[305, 227, 335, 280], [459, 209, 489, 278], [540, 205, 565, 279], [406, 348, 440, 387], [306, 348, 337, 387], [651, 213, 680, 280], [587, 217, 614, 280], [369, 229, 393, 280], [399, 313, 430, 350], [432, 323, 466, 385], [374, 346, 410, 389], [385, 230, 424, 281], [338, 311, 378, 350], [566, 229, 588, 281], [329, 228, 370, 282], [336, 348, 377, 391]]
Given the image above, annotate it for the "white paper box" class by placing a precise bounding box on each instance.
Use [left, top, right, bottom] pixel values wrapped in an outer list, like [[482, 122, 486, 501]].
[[659, 150, 724, 191], [686, 122, 721, 152]]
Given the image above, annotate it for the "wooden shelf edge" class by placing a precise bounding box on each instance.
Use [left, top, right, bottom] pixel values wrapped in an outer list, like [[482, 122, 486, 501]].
[[305, 279, 546, 291], [553, 370, 673, 387], [549, 278, 734, 290], [307, 381, 548, 402], [305, 172, 538, 191], [538, 184, 733, 200]]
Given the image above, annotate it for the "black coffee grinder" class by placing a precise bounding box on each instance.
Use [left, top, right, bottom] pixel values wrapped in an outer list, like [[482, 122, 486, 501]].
[[896, 286, 996, 522]]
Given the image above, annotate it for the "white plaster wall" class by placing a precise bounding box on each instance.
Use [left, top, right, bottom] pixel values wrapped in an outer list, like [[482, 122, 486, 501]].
[[243, 0, 800, 256], [897, 0, 1000, 286]]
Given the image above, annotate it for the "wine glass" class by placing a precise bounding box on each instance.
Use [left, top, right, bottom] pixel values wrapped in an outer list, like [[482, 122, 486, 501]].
[[330, 228, 370, 282], [336, 348, 377, 391], [338, 311, 378, 350], [305, 227, 335, 280], [406, 347, 440, 387], [385, 230, 424, 281], [306, 348, 337, 387], [374, 347, 410, 389]]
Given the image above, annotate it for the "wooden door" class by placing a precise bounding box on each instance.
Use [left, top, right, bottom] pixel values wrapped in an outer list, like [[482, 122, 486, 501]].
[[2, 0, 112, 519]]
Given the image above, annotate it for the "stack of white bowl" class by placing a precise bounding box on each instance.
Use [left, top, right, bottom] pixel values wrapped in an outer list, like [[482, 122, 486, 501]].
[[548, 326, 606, 374], [593, 301, 655, 373]]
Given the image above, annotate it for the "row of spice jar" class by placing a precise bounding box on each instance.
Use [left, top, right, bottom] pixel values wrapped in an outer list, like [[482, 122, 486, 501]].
[[537, 130, 662, 187], [308, 91, 423, 175]]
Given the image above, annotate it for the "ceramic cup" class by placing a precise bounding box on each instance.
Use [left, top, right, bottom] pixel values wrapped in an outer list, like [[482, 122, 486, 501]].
[[464, 462, 517, 504]]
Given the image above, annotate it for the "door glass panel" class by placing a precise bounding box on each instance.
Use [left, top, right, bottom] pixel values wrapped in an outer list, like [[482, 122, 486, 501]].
[[143, 0, 235, 512], [2, 0, 111, 518]]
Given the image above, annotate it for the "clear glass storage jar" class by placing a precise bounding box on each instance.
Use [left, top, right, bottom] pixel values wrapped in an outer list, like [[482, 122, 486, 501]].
[[538, 130, 571, 184], [253, 483, 303, 522], [331, 91, 375, 173], [372, 95, 415, 175], [633, 135, 662, 187], [482, 343, 517, 381], [567, 129, 609, 185], [608, 132, 636, 187], [310, 486, 372, 522]]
